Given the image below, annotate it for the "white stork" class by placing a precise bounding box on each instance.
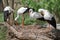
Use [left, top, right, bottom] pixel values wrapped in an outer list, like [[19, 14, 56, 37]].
[[29, 9, 43, 19], [38, 9, 56, 29], [15, 7, 30, 28], [29, 9, 45, 25], [4, 6, 14, 22]]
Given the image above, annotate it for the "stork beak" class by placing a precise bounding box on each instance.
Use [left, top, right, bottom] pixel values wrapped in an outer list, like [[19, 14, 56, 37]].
[[28, 11, 30, 15], [28, 10, 30, 15], [41, 11, 44, 16]]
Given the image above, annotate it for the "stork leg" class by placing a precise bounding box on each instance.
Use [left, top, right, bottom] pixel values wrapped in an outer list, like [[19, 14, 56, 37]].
[[14, 14, 19, 26], [46, 23, 51, 32], [22, 14, 24, 28], [48, 23, 51, 30], [44, 22, 51, 33]]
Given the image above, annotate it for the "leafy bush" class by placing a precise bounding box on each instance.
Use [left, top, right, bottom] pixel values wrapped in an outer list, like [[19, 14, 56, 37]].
[[21, 0, 60, 22]]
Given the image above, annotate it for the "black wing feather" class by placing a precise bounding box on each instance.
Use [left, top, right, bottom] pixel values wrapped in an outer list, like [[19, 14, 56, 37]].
[[47, 17, 56, 29]]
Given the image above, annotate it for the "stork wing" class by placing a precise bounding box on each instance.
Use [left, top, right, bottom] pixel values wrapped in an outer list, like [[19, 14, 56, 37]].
[[33, 12, 43, 18], [17, 7, 28, 14]]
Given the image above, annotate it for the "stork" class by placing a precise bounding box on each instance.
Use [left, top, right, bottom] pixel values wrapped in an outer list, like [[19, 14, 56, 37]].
[[3, 6, 14, 22], [38, 9, 56, 29], [29, 9, 45, 25], [15, 7, 30, 28]]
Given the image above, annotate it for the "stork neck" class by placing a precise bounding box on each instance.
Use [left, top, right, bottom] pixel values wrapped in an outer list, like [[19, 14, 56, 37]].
[[30, 11, 33, 15], [30, 10, 33, 13]]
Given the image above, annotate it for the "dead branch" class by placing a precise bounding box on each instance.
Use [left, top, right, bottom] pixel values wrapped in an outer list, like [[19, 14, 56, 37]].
[[3, 22, 56, 40]]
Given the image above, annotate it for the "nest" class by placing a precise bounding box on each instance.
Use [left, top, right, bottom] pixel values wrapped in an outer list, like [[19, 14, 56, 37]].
[[4, 23, 56, 40]]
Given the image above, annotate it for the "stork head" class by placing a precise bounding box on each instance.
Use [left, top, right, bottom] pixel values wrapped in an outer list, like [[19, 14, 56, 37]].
[[29, 9, 33, 13], [38, 9, 45, 16], [29, 8, 35, 13], [38, 9, 45, 12]]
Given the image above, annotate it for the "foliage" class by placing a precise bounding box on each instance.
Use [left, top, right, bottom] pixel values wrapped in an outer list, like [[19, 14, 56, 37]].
[[14, 13, 38, 25], [0, 26, 7, 40], [21, 0, 60, 20], [0, 12, 4, 22]]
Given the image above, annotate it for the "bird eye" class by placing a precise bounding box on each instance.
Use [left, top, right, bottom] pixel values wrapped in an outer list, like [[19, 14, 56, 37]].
[[29, 10, 31, 12]]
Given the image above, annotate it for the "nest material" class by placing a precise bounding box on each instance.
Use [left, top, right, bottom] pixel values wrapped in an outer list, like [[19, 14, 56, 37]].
[[5, 23, 56, 40]]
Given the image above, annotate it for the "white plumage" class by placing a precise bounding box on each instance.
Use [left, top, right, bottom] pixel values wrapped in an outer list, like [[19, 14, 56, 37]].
[[15, 14, 19, 21], [15, 7, 28, 21], [17, 7, 28, 14], [4, 6, 14, 13], [29, 9, 43, 19], [14, 7, 30, 28], [38, 9, 56, 29], [38, 9, 53, 20]]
